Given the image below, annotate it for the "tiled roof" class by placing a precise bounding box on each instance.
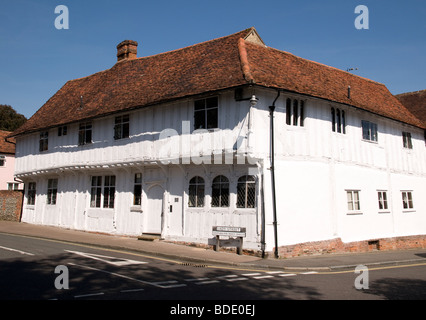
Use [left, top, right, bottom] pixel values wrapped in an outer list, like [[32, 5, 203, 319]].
[[0, 130, 15, 154], [395, 90, 426, 127], [10, 27, 425, 137]]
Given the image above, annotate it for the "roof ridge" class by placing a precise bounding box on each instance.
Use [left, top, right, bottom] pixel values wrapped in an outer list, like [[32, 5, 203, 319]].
[[395, 89, 426, 97], [67, 28, 255, 84], [263, 44, 386, 87]]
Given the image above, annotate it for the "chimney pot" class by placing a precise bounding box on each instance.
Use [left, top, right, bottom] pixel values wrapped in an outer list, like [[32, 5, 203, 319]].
[[117, 40, 138, 62]]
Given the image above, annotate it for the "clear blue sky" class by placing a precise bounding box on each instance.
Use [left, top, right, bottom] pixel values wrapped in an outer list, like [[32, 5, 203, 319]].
[[0, 0, 425, 119]]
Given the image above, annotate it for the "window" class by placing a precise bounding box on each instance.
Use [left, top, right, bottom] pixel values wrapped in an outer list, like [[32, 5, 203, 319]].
[[90, 176, 116, 208], [8, 183, 19, 190], [188, 176, 205, 208], [90, 176, 102, 208], [377, 191, 388, 211], [286, 98, 304, 127], [331, 107, 346, 134], [402, 191, 414, 210], [27, 182, 36, 205], [347, 190, 360, 212], [211, 175, 229, 207], [114, 115, 130, 140], [0, 155, 5, 167], [194, 97, 218, 130], [402, 132, 413, 149], [47, 179, 58, 205], [103, 176, 116, 209], [362, 120, 378, 142], [237, 175, 256, 208], [79, 122, 92, 145], [39, 131, 49, 152], [58, 126, 68, 136], [133, 173, 142, 206]]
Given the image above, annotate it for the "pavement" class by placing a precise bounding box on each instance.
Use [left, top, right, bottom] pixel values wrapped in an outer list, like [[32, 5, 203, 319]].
[[1, 220, 426, 272]]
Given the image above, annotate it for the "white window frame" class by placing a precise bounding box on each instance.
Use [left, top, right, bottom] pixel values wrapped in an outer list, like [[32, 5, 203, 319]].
[[377, 190, 390, 213], [401, 191, 414, 211], [361, 120, 378, 142], [346, 190, 361, 214]]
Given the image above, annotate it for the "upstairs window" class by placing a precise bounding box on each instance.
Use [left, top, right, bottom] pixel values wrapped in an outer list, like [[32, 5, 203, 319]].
[[331, 108, 346, 134], [0, 155, 5, 167], [194, 97, 218, 130], [39, 131, 49, 152], [188, 176, 205, 208], [79, 122, 92, 145], [402, 132, 413, 149], [211, 175, 229, 207], [47, 179, 58, 205], [58, 126, 68, 136], [361, 120, 378, 142], [114, 115, 130, 140], [286, 98, 304, 127]]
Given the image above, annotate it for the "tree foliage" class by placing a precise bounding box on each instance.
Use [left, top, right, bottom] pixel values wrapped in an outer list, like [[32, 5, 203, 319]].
[[0, 105, 27, 132]]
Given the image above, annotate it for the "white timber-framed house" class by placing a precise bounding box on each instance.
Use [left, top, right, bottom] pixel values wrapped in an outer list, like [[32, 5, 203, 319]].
[[9, 28, 426, 257]]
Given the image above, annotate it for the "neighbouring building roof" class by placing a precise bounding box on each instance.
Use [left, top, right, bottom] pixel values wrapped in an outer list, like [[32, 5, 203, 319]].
[[0, 130, 16, 154], [10, 27, 425, 137], [395, 90, 426, 128]]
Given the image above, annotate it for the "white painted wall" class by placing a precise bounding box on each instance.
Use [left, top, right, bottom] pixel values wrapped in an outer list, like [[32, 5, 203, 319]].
[[16, 87, 426, 252]]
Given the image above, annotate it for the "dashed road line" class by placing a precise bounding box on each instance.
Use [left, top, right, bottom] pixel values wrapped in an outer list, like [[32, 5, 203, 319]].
[[0, 245, 35, 256]]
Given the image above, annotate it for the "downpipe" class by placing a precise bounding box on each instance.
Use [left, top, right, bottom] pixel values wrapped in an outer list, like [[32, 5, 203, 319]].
[[269, 91, 280, 259]]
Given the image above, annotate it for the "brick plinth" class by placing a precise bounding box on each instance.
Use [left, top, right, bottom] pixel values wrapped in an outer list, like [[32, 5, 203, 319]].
[[277, 235, 426, 258]]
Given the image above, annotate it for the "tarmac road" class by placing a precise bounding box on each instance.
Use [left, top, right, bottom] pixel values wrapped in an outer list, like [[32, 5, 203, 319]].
[[1, 232, 426, 303]]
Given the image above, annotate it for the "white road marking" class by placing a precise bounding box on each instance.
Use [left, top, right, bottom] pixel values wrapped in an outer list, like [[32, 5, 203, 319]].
[[226, 277, 249, 282], [252, 275, 274, 279], [65, 250, 146, 266], [300, 271, 318, 274], [279, 273, 297, 277], [241, 273, 262, 277], [0, 245, 34, 256], [184, 278, 210, 282], [74, 292, 104, 298], [120, 288, 145, 293], [196, 280, 220, 285]]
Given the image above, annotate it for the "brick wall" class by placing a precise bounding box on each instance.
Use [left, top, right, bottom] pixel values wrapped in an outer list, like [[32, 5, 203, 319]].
[[277, 235, 426, 258], [0, 191, 23, 222]]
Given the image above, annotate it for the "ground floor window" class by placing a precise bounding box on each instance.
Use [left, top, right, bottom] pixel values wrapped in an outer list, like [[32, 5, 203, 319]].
[[347, 190, 361, 212], [133, 173, 142, 206], [377, 191, 388, 211], [47, 179, 58, 205], [402, 191, 414, 210], [91, 176, 116, 209], [211, 175, 229, 207], [188, 176, 205, 207], [27, 182, 36, 205], [237, 175, 256, 208]]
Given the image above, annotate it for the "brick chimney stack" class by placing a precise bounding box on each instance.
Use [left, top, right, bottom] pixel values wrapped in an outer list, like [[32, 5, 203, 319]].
[[116, 40, 138, 62]]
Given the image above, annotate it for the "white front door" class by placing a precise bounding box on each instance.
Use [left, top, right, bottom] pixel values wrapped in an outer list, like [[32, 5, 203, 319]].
[[145, 185, 164, 234]]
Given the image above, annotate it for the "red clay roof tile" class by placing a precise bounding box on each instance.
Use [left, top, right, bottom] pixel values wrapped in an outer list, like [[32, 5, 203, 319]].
[[10, 27, 425, 137]]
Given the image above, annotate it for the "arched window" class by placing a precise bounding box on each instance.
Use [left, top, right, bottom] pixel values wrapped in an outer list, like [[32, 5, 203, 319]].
[[237, 175, 256, 208], [211, 175, 229, 207], [188, 176, 205, 207]]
